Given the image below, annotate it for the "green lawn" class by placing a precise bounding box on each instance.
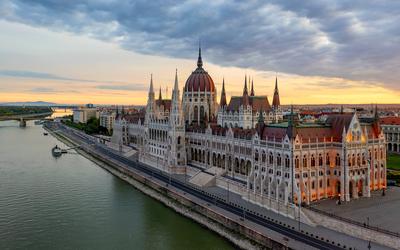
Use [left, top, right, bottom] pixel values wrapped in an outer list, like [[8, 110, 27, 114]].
[[387, 153, 400, 170]]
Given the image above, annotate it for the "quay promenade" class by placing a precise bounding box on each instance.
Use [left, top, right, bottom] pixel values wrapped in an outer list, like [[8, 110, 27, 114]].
[[45, 121, 395, 250]]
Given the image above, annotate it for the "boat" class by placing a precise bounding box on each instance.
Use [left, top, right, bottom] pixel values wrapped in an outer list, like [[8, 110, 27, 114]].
[[51, 145, 62, 157]]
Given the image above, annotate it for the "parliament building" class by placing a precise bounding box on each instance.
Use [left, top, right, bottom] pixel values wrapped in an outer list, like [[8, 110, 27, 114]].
[[112, 48, 387, 207]]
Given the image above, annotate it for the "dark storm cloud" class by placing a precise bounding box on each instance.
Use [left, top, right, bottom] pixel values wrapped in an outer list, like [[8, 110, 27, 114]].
[[2, 0, 400, 89]]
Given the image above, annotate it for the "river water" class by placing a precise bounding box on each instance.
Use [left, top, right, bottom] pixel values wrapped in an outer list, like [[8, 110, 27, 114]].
[[0, 120, 233, 250]]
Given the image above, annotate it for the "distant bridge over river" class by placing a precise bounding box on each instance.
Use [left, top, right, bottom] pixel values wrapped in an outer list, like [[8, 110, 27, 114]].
[[0, 112, 53, 127]]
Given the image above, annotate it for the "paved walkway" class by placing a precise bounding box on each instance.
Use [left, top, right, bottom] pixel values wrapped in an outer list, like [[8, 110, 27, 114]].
[[311, 187, 400, 234]]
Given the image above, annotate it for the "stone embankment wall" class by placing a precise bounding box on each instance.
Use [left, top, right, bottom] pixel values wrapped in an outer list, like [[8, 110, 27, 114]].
[[48, 128, 289, 250]]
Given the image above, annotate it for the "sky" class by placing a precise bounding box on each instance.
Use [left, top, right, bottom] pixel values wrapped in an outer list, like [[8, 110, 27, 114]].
[[0, 0, 399, 105]]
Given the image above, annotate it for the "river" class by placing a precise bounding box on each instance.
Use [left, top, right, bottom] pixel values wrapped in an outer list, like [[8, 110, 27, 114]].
[[0, 120, 233, 250]]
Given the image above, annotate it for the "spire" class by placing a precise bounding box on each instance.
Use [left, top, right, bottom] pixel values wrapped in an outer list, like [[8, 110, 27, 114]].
[[220, 78, 227, 107], [158, 86, 162, 102], [243, 75, 248, 95], [242, 75, 249, 106], [197, 42, 203, 68], [374, 104, 379, 120], [250, 77, 255, 96], [172, 69, 180, 102], [272, 76, 280, 109], [149, 74, 154, 94]]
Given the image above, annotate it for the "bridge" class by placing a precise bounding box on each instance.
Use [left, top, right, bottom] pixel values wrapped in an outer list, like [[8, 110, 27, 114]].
[[0, 112, 53, 127]]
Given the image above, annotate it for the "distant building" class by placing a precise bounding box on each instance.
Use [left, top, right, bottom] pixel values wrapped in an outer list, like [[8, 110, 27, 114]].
[[99, 111, 115, 133], [380, 116, 400, 153], [73, 106, 98, 123]]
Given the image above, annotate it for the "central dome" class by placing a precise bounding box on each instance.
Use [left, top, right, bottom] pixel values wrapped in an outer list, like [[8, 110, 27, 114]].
[[184, 48, 215, 92]]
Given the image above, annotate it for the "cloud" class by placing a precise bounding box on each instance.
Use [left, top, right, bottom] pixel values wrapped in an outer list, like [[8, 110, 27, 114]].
[[28, 87, 79, 93], [1, 1, 400, 90], [0, 69, 135, 85], [0, 70, 87, 82], [96, 84, 146, 91]]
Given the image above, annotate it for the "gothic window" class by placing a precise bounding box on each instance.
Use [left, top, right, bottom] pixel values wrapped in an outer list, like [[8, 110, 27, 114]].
[[303, 155, 308, 168], [277, 154, 282, 166], [269, 152, 273, 165], [318, 154, 323, 166], [194, 106, 199, 122], [285, 155, 290, 168], [311, 154, 316, 167], [335, 154, 340, 166], [200, 106, 205, 121], [295, 156, 299, 168], [262, 151, 266, 163], [326, 153, 330, 165]]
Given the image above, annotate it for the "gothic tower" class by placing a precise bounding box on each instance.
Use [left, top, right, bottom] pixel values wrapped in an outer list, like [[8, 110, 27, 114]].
[[168, 70, 186, 172]]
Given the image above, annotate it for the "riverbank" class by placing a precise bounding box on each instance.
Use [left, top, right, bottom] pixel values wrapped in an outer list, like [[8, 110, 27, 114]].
[[46, 126, 280, 250]]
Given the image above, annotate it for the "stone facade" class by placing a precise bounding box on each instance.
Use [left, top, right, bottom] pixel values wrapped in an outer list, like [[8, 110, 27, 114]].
[[380, 116, 400, 154]]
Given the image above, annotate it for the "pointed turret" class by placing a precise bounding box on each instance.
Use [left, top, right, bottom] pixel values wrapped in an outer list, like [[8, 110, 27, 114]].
[[149, 74, 154, 97], [170, 69, 183, 126], [272, 76, 280, 109], [167, 69, 186, 171], [242, 75, 249, 106], [158, 86, 162, 102], [219, 78, 227, 107], [145, 74, 156, 124], [374, 104, 379, 121], [250, 77, 255, 96]]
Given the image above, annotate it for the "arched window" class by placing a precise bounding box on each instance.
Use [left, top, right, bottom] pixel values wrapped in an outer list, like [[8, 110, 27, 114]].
[[335, 154, 340, 166], [193, 106, 199, 122], [285, 155, 290, 168], [262, 151, 266, 163], [303, 155, 308, 168], [200, 106, 205, 122], [255, 150, 259, 162], [277, 154, 282, 166], [326, 153, 330, 165], [318, 154, 323, 166], [269, 152, 273, 165], [311, 154, 316, 167], [295, 156, 299, 168]]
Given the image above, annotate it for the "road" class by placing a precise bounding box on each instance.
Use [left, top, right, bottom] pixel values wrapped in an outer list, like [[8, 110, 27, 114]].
[[48, 122, 393, 250]]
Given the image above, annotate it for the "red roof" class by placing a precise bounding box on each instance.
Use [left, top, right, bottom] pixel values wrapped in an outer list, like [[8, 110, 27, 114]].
[[184, 68, 215, 92], [380, 117, 400, 125], [227, 96, 271, 112]]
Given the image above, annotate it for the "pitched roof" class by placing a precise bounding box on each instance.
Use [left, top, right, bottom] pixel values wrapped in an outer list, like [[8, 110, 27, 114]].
[[380, 116, 400, 125], [226, 96, 271, 112]]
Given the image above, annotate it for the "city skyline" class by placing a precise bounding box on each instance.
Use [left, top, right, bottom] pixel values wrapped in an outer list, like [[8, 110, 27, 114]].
[[1, 1, 400, 105]]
